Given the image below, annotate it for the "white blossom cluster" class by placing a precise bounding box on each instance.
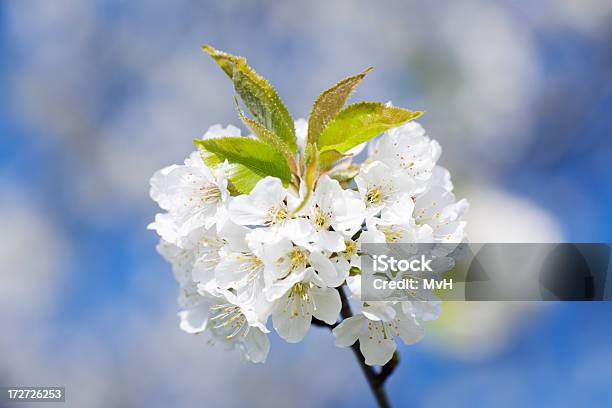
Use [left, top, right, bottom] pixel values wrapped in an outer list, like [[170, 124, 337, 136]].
[[149, 120, 468, 365]]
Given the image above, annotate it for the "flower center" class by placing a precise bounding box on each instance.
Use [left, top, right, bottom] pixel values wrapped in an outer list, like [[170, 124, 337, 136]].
[[201, 184, 222, 204], [275, 208, 288, 222], [415, 203, 439, 225], [238, 254, 264, 283], [291, 282, 310, 299], [313, 205, 330, 230], [367, 319, 401, 343], [285, 282, 313, 317], [401, 160, 416, 170], [381, 226, 403, 243], [342, 239, 358, 259], [251, 255, 263, 268], [365, 187, 384, 206], [209, 304, 249, 340], [289, 247, 308, 272], [267, 204, 288, 224]]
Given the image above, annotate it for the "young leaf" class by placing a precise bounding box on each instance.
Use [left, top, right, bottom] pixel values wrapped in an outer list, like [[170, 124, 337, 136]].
[[234, 99, 297, 174], [317, 102, 423, 153], [307, 67, 372, 145], [304, 142, 319, 192], [225, 163, 268, 194], [202, 45, 297, 152], [291, 143, 319, 216], [328, 163, 360, 183], [319, 150, 346, 171], [194, 137, 291, 188], [196, 153, 268, 195]]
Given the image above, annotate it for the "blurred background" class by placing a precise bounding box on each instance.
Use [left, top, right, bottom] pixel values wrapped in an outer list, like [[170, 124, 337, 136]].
[[1, 0, 611, 406]]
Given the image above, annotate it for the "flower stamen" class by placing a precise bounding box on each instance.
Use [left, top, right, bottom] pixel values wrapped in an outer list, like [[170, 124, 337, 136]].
[[209, 304, 250, 340], [365, 187, 384, 206], [201, 184, 222, 204]]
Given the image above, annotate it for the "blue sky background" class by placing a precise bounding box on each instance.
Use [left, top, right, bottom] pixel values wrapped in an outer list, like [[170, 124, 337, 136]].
[[1, 1, 611, 407]]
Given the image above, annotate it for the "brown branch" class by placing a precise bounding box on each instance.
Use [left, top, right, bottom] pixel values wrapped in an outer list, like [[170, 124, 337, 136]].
[[312, 286, 401, 407], [337, 286, 392, 408], [311, 317, 335, 328], [377, 351, 400, 387]]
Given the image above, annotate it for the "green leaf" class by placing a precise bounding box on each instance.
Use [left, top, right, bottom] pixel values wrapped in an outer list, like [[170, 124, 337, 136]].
[[194, 137, 292, 191], [307, 67, 372, 145], [196, 147, 258, 195], [225, 163, 266, 194], [349, 266, 361, 276], [319, 150, 346, 170], [304, 142, 319, 192], [202, 45, 297, 152], [291, 142, 319, 216], [234, 98, 297, 174], [317, 102, 423, 153], [328, 163, 360, 182]]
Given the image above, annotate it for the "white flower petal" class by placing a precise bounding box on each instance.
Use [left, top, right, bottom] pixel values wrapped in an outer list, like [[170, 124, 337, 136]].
[[272, 301, 312, 343], [228, 195, 269, 226], [249, 176, 286, 208], [214, 253, 258, 289], [346, 275, 362, 300], [311, 286, 341, 325], [149, 164, 182, 210], [332, 196, 366, 234], [313, 230, 345, 253], [359, 337, 396, 366], [309, 251, 344, 287], [333, 315, 364, 347], [218, 220, 250, 252], [149, 213, 180, 245], [178, 303, 209, 334], [283, 218, 315, 246], [362, 303, 396, 322], [313, 175, 340, 209], [410, 300, 442, 322], [358, 229, 386, 244], [332, 257, 351, 281], [241, 328, 270, 363], [263, 268, 306, 302], [430, 165, 453, 191], [396, 314, 425, 345]]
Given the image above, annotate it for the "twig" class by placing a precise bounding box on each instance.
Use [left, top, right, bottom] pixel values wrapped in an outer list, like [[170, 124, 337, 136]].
[[311, 317, 335, 328], [377, 351, 399, 387], [337, 286, 392, 408], [313, 286, 401, 407]]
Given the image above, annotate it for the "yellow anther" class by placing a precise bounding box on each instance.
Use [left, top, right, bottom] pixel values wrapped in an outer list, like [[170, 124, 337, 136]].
[[365, 187, 383, 206]]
